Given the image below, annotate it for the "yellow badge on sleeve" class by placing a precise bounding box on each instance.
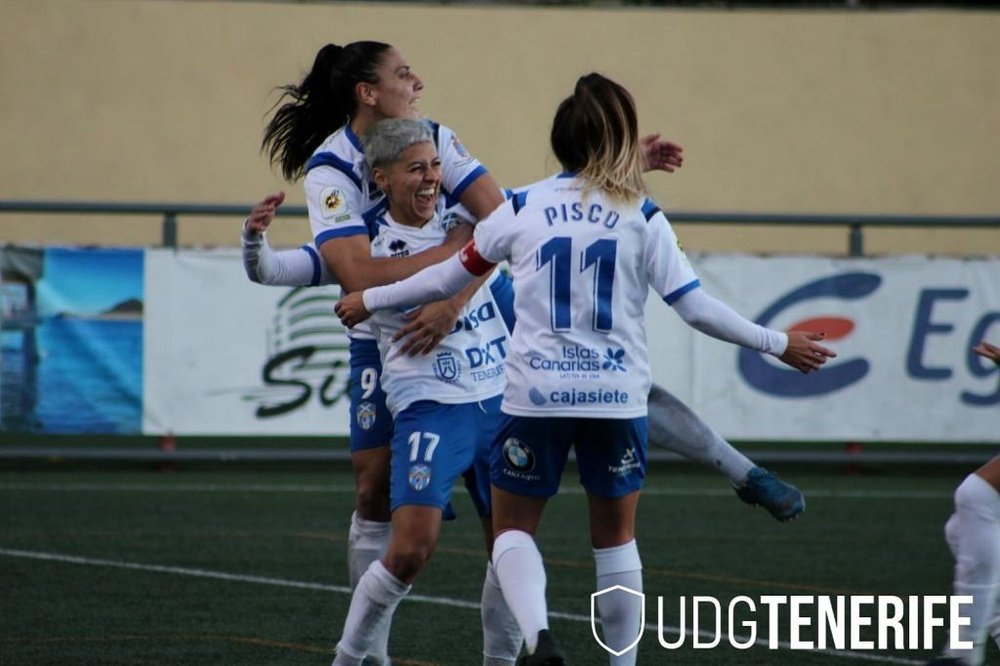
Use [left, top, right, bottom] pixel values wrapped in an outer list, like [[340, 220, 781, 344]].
[[319, 186, 350, 221]]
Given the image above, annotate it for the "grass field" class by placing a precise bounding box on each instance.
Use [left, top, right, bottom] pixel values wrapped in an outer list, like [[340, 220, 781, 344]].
[[0, 461, 995, 665]]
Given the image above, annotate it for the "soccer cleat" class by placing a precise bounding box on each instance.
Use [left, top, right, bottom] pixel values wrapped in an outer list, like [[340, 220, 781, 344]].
[[735, 467, 805, 522], [516, 630, 565, 666]]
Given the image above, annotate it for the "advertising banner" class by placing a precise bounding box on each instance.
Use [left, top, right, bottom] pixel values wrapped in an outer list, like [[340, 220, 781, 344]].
[[142, 248, 352, 436], [4, 246, 996, 441], [0, 247, 144, 434], [645, 255, 999, 442]]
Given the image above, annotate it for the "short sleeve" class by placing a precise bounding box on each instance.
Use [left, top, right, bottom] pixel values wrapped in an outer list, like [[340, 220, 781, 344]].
[[435, 122, 488, 203], [472, 198, 516, 265], [644, 208, 701, 305], [305, 166, 369, 248]]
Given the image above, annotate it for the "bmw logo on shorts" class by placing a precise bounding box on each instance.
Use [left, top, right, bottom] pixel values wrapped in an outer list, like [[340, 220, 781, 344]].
[[356, 401, 377, 431], [408, 464, 432, 491], [502, 438, 536, 472]]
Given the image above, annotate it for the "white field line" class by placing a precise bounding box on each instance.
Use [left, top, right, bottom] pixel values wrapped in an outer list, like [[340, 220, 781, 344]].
[[0, 482, 952, 500], [0, 547, 922, 665]]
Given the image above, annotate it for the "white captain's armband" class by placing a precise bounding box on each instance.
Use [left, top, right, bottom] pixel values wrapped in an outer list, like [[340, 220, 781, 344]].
[[319, 186, 351, 222]]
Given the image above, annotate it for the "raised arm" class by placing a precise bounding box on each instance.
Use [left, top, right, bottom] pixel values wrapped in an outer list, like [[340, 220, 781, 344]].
[[243, 191, 336, 287], [646, 203, 833, 373], [335, 240, 494, 328], [672, 289, 835, 373]]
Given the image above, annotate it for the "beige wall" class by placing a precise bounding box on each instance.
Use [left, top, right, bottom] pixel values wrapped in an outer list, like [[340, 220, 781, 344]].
[[1, 0, 998, 254]]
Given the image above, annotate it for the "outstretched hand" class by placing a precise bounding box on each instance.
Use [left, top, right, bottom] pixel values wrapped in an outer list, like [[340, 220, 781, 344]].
[[641, 133, 684, 173], [334, 292, 371, 329], [779, 331, 837, 373], [973, 340, 1000, 366], [245, 191, 286, 234]]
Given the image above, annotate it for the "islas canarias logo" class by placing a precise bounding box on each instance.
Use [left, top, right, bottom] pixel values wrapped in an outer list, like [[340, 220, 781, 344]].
[[738, 272, 881, 397]]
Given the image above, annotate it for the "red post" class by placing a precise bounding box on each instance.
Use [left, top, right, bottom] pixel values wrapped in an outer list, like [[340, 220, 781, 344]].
[[158, 432, 176, 473]]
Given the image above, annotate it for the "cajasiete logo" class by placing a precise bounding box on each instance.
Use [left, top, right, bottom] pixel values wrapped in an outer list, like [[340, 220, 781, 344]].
[[589, 586, 975, 656]]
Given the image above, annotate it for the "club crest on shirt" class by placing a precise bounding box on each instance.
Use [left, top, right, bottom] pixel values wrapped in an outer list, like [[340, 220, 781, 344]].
[[408, 464, 432, 491], [356, 400, 377, 431], [433, 351, 461, 383], [319, 186, 350, 221]]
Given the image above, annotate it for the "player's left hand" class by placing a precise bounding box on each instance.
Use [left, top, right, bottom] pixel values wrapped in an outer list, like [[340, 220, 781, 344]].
[[779, 331, 837, 373], [394, 299, 461, 356], [641, 133, 684, 173], [334, 292, 371, 329]]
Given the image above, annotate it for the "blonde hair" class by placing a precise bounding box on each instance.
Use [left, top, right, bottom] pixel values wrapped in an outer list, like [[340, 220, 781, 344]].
[[550, 73, 647, 203]]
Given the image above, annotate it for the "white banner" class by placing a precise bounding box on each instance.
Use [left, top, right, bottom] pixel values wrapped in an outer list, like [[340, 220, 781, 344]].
[[645, 254, 1000, 442], [144, 250, 999, 442], [143, 249, 352, 436]]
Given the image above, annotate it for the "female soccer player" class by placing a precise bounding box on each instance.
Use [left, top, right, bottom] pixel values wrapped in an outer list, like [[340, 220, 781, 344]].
[[252, 39, 685, 666], [335, 73, 835, 665], [259, 41, 519, 665], [329, 117, 515, 665], [927, 341, 1000, 666]]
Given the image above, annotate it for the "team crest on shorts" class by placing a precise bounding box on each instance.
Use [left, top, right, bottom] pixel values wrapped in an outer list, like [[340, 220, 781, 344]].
[[502, 438, 536, 472], [408, 464, 432, 491], [356, 401, 377, 431], [433, 352, 460, 383]]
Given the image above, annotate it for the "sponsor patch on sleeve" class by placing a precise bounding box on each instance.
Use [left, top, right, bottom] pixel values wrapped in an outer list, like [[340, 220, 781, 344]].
[[449, 134, 474, 167], [450, 134, 470, 159], [319, 186, 350, 221]]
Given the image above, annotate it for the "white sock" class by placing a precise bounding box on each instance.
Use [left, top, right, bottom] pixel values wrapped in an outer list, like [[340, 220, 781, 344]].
[[493, 530, 548, 653], [481, 559, 522, 665], [334, 560, 410, 665], [347, 511, 393, 661], [646, 384, 754, 484], [348, 511, 392, 588], [593, 540, 644, 665], [943, 474, 1000, 665], [991, 584, 1000, 652]]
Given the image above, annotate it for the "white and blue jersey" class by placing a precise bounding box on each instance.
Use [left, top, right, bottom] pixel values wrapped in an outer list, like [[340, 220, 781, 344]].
[[472, 173, 700, 419], [304, 120, 488, 340], [367, 210, 508, 416], [300, 119, 487, 454], [369, 210, 508, 515]]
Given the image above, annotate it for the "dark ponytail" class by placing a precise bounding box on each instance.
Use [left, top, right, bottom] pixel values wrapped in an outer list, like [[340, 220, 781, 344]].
[[262, 41, 392, 182]]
